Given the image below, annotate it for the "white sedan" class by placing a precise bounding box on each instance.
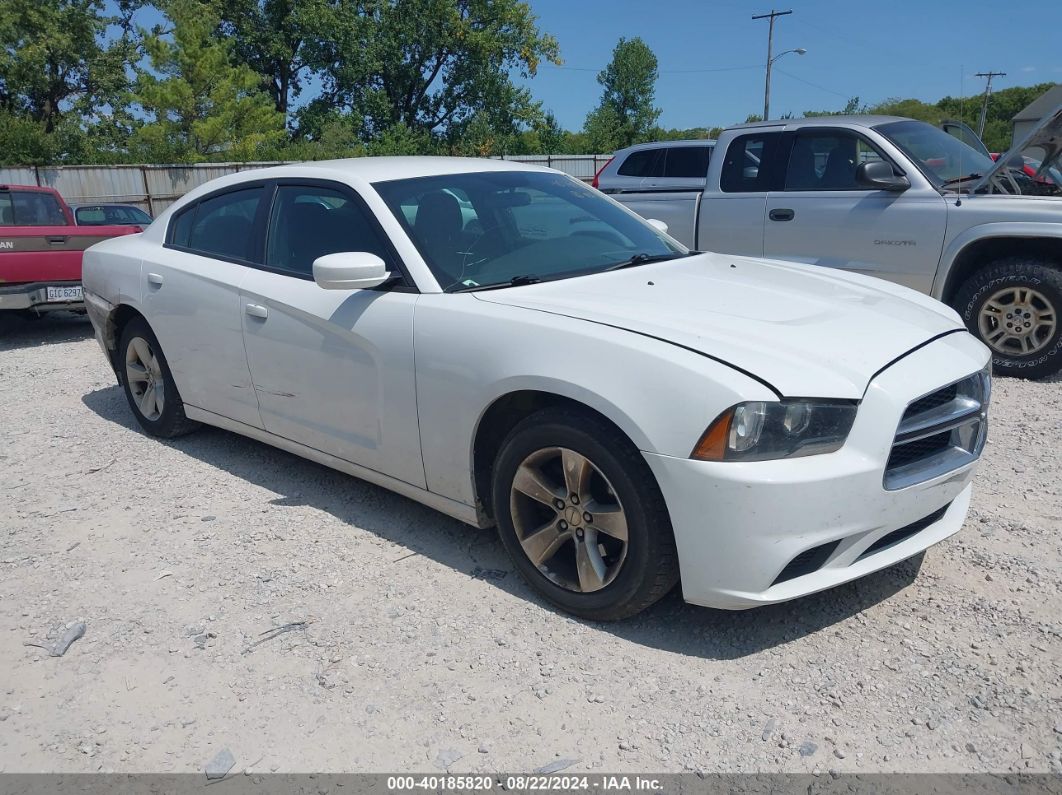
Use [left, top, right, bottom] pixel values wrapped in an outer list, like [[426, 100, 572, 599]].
[[83, 158, 991, 619]]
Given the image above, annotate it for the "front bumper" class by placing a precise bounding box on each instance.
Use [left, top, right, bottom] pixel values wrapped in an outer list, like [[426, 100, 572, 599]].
[[646, 331, 990, 610], [0, 281, 84, 312]]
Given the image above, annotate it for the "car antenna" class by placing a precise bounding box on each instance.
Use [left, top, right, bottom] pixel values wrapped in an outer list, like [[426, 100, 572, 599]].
[[955, 65, 964, 207]]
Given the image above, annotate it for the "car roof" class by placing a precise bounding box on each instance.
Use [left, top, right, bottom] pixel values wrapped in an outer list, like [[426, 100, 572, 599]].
[[727, 115, 911, 131], [236, 156, 553, 184], [70, 203, 141, 209], [617, 140, 716, 154], [0, 184, 60, 194]]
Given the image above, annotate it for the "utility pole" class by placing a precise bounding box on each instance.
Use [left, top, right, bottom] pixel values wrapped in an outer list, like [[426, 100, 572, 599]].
[[975, 71, 1006, 137], [753, 9, 792, 121]]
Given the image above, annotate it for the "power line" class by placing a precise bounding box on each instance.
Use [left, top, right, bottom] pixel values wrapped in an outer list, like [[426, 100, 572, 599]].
[[542, 63, 762, 75], [768, 68, 849, 100]]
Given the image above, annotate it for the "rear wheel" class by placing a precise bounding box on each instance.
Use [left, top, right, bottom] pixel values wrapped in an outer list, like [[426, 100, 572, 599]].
[[955, 257, 1062, 379], [118, 317, 199, 437], [491, 407, 679, 620]]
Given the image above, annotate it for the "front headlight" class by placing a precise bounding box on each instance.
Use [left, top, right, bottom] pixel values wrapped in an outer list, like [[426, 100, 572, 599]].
[[691, 400, 858, 462]]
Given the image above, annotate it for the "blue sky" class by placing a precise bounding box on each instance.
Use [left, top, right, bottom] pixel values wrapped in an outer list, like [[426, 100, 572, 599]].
[[517, 0, 1062, 130]]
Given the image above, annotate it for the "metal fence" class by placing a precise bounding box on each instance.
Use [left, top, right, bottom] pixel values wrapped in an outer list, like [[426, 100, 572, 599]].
[[0, 154, 613, 217]]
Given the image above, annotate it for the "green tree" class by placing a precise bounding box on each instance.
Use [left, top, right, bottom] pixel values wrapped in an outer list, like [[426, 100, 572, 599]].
[[583, 37, 659, 151], [217, 0, 336, 122], [130, 0, 285, 162], [301, 0, 559, 147]]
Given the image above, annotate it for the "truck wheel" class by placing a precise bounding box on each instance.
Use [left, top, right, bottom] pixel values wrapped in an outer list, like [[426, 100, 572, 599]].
[[954, 257, 1062, 380], [118, 317, 200, 438], [491, 407, 679, 621]]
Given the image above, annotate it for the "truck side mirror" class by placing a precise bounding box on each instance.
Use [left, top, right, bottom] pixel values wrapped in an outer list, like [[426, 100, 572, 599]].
[[855, 161, 910, 192]]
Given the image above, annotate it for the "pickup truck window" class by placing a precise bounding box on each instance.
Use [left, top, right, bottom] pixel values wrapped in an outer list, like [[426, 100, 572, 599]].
[[617, 149, 665, 178], [784, 132, 886, 191], [876, 120, 996, 188], [720, 133, 779, 193], [0, 190, 66, 226], [664, 146, 712, 178]]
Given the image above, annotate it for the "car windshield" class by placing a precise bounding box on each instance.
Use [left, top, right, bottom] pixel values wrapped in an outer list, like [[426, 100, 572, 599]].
[[373, 170, 687, 291], [876, 120, 997, 190]]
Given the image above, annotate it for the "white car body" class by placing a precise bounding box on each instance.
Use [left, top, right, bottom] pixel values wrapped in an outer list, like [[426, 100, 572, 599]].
[[83, 157, 991, 612]]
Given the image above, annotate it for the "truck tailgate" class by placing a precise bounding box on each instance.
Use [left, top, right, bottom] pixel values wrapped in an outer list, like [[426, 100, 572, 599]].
[[0, 225, 135, 283]]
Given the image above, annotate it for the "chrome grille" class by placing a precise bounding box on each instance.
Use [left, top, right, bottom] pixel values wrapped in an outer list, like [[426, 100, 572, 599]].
[[884, 368, 991, 490]]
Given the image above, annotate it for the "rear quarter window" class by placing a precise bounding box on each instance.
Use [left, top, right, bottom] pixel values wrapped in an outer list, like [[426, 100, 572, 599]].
[[720, 134, 779, 193], [664, 146, 712, 178], [617, 149, 666, 178]]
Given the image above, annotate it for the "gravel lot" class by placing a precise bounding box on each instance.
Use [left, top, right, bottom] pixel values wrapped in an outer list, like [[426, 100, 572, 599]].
[[1, 313, 1060, 775]]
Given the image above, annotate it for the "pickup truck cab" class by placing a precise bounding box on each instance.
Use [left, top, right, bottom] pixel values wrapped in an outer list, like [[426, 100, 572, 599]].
[[0, 185, 137, 316], [611, 109, 1062, 379]]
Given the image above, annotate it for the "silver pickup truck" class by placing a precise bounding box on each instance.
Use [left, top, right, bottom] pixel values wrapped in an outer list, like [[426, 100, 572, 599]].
[[606, 109, 1062, 379]]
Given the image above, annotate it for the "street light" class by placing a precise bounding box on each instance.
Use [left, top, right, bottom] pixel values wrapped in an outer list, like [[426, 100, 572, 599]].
[[763, 47, 806, 120]]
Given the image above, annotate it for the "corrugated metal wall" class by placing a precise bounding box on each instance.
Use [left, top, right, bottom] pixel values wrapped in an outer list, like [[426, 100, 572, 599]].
[[0, 155, 612, 217]]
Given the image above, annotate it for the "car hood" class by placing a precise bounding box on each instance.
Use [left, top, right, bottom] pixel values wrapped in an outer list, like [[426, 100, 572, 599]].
[[972, 103, 1062, 193], [473, 253, 964, 399]]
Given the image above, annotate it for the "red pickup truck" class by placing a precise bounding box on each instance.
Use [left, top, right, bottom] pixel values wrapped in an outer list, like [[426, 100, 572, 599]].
[[0, 185, 139, 316]]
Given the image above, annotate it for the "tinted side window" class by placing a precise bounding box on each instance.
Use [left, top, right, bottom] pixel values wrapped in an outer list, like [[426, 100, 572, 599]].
[[664, 146, 711, 178], [170, 206, 195, 247], [785, 132, 886, 191], [720, 134, 778, 193], [185, 188, 262, 261], [265, 185, 392, 277], [617, 149, 665, 177], [10, 191, 66, 225]]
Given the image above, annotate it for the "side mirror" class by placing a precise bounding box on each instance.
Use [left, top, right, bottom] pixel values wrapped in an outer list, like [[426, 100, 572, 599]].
[[855, 161, 910, 192], [312, 252, 391, 290], [646, 218, 669, 234]]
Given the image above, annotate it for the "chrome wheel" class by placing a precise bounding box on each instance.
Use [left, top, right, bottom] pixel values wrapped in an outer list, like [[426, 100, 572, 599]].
[[978, 286, 1057, 356], [125, 335, 164, 421], [508, 447, 628, 593]]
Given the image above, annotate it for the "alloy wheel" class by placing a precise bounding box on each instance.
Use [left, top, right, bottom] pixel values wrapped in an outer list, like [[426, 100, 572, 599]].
[[125, 336, 165, 421], [508, 446, 629, 593], [978, 286, 1057, 356]]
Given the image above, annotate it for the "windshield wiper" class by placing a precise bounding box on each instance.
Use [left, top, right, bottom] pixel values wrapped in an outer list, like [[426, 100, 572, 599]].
[[603, 252, 684, 271], [451, 274, 543, 293], [938, 173, 983, 189]]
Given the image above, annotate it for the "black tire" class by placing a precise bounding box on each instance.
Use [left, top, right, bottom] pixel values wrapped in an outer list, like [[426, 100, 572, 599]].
[[491, 407, 679, 621], [954, 257, 1062, 380], [118, 316, 199, 438]]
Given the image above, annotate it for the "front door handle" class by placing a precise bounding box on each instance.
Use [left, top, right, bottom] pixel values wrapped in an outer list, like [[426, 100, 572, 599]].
[[769, 208, 795, 222], [245, 303, 268, 320], [46, 236, 67, 244], [147, 272, 164, 286]]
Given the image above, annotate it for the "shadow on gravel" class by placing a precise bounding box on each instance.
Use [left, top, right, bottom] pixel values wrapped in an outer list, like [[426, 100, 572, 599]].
[[83, 383, 924, 659], [0, 311, 93, 350]]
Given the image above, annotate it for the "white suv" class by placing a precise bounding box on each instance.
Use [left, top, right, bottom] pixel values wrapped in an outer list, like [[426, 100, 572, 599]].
[[593, 140, 715, 194]]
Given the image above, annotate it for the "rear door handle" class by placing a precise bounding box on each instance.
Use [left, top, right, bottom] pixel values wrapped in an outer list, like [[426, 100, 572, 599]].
[[147, 272, 164, 286], [245, 303, 268, 319], [769, 208, 795, 222], [46, 236, 67, 244]]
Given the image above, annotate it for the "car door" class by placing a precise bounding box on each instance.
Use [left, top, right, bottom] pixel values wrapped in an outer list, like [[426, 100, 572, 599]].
[[697, 131, 783, 255], [239, 180, 425, 487], [763, 128, 948, 292], [143, 184, 265, 429]]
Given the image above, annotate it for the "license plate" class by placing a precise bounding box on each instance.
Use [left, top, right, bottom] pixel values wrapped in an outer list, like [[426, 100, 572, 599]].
[[46, 285, 83, 302]]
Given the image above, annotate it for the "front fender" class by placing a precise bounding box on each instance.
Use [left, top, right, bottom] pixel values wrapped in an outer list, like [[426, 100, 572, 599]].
[[414, 295, 774, 507], [935, 221, 1062, 298]]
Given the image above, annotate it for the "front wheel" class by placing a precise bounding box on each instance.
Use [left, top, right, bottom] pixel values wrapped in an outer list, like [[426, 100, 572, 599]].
[[954, 257, 1062, 380], [491, 407, 679, 620]]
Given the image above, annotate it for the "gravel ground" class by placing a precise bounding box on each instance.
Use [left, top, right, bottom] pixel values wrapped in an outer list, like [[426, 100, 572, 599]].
[[0, 313, 1060, 775]]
